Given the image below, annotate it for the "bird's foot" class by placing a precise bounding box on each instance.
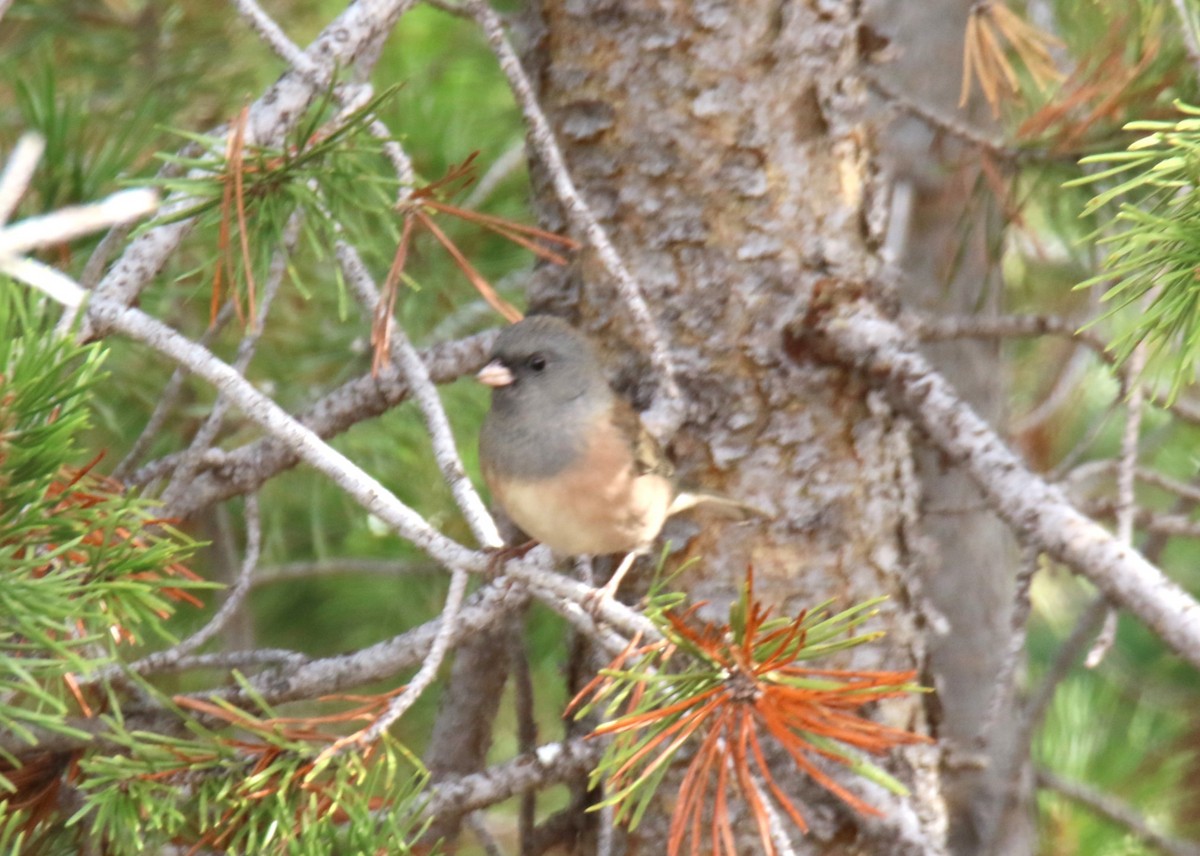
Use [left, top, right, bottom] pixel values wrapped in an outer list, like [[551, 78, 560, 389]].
[[584, 551, 639, 614], [485, 539, 538, 577]]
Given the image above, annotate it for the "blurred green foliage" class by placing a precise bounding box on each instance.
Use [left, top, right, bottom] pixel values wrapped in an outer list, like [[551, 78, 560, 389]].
[[3, 0, 1200, 852], [1002, 1, 1200, 851], [0, 0, 568, 781]]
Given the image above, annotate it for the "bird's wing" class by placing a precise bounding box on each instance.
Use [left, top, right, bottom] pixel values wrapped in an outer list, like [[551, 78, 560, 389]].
[[611, 397, 675, 479]]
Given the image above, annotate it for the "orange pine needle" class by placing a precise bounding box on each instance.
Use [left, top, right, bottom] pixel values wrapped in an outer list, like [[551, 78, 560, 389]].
[[578, 569, 931, 854]]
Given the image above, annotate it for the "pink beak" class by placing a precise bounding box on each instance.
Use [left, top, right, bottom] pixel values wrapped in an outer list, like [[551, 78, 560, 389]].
[[476, 360, 514, 387]]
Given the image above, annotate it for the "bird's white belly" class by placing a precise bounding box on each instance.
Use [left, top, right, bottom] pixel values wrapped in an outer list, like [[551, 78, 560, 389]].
[[497, 466, 672, 556]]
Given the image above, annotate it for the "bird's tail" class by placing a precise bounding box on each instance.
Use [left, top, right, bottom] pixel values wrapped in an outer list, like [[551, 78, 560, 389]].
[[668, 490, 773, 520]]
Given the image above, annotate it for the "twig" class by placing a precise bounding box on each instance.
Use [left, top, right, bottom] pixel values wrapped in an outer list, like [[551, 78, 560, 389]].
[[979, 543, 1042, 855], [794, 297, 1200, 669], [1009, 346, 1089, 435], [0, 188, 158, 259], [323, 566, 470, 755], [0, 133, 44, 225], [1037, 768, 1200, 856], [119, 494, 263, 678], [230, 0, 313, 72], [977, 543, 1039, 749], [252, 557, 440, 585], [464, 139, 527, 209], [1087, 341, 1147, 667], [112, 300, 239, 481], [465, 812, 509, 856], [913, 312, 1200, 428], [867, 75, 1025, 162], [421, 738, 604, 824], [133, 329, 499, 515], [509, 620, 538, 854], [79, 224, 131, 289], [227, 581, 528, 709], [462, 0, 683, 432], [140, 648, 308, 676], [1073, 500, 1200, 539], [336, 238, 502, 548], [160, 211, 301, 510]]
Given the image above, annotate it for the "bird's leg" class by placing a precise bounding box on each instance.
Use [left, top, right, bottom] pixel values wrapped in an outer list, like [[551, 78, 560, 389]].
[[485, 539, 538, 577], [596, 551, 639, 602]]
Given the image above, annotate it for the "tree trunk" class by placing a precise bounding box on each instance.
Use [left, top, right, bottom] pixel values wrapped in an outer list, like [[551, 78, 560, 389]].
[[523, 1, 947, 851]]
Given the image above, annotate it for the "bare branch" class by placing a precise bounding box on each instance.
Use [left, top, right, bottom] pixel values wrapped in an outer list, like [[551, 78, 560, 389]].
[[332, 567, 470, 752], [120, 495, 263, 679], [113, 300, 239, 481], [137, 329, 498, 517], [161, 211, 300, 509], [142, 648, 308, 676], [336, 238, 502, 549], [230, 0, 312, 71], [914, 312, 1107, 354], [252, 558, 439, 585], [1087, 341, 1147, 667], [794, 297, 1200, 669], [229, 580, 528, 708], [464, 139, 527, 210], [422, 738, 604, 824], [913, 312, 1200, 427], [868, 76, 1028, 162], [1037, 768, 1200, 856], [978, 543, 1038, 748], [465, 812, 509, 856], [0, 133, 44, 224], [0, 188, 158, 259]]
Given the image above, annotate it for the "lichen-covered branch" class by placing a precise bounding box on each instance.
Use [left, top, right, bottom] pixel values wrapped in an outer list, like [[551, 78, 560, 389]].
[[792, 295, 1200, 669]]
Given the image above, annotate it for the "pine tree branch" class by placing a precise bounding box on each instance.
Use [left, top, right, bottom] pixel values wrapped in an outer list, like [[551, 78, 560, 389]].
[[421, 738, 604, 824], [252, 557, 440, 585], [1037, 768, 1200, 856], [1087, 339, 1147, 666], [160, 211, 300, 508], [78, 0, 420, 341], [336, 238, 502, 549], [913, 312, 1200, 428], [137, 328, 498, 517], [792, 295, 1200, 669], [118, 495, 263, 680]]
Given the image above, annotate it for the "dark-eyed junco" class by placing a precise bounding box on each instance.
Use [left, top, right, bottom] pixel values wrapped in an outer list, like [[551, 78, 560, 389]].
[[477, 315, 756, 592]]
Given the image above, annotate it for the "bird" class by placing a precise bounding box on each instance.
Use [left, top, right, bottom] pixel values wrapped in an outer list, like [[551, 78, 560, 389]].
[[477, 315, 758, 595]]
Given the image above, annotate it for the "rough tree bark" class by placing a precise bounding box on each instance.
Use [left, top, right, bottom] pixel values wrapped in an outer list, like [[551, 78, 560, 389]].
[[522, 1, 946, 852]]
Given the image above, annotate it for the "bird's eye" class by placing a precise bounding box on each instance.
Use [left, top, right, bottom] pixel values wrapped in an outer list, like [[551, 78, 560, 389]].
[[527, 354, 547, 372]]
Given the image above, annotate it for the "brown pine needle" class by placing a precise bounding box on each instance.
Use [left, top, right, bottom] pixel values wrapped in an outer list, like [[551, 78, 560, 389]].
[[960, 2, 1064, 117], [372, 213, 415, 375], [413, 208, 523, 323]]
